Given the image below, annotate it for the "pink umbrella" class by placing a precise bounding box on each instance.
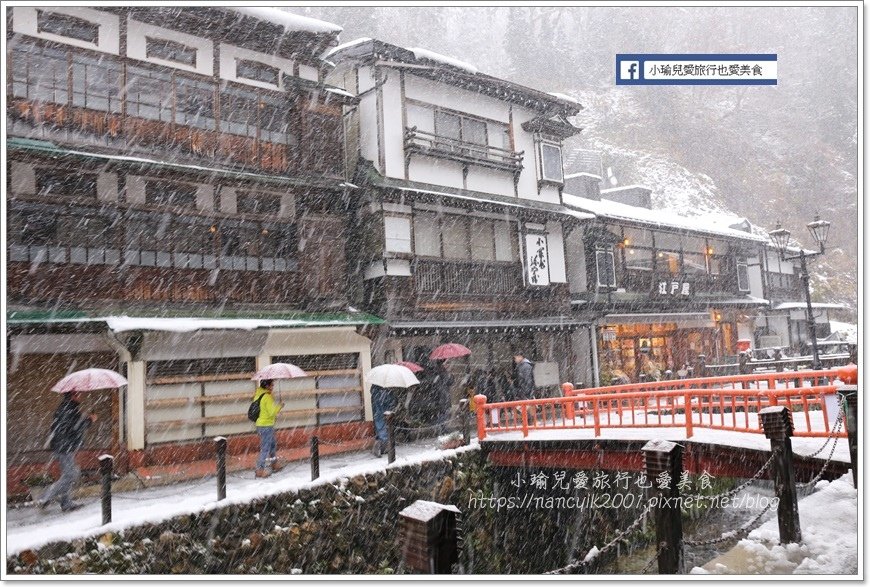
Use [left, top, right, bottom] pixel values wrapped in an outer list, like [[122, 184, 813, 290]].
[[251, 363, 308, 381], [429, 343, 472, 360], [395, 361, 424, 373], [52, 368, 128, 393]]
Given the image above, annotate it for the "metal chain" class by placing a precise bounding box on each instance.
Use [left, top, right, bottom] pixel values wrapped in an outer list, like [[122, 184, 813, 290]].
[[545, 500, 653, 574], [684, 499, 775, 547], [802, 400, 844, 459], [797, 417, 843, 489], [693, 452, 776, 505], [641, 542, 665, 574]]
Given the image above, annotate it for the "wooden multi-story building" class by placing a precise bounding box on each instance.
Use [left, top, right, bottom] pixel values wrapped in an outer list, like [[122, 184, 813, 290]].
[[562, 173, 770, 384], [327, 39, 593, 399], [6, 7, 378, 495]]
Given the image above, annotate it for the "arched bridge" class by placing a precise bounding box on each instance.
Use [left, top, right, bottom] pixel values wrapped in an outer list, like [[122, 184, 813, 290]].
[[473, 366, 857, 480]]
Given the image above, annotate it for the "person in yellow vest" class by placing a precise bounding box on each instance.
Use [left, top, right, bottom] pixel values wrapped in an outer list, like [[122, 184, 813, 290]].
[[253, 379, 284, 478]]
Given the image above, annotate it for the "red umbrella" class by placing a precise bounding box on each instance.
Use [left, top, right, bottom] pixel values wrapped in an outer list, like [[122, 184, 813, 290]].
[[52, 368, 128, 393], [394, 361, 424, 373], [429, 343, 472, 360]]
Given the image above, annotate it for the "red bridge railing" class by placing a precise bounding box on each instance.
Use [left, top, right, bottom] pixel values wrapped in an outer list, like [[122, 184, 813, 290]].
[[474, 365, 857, 441]]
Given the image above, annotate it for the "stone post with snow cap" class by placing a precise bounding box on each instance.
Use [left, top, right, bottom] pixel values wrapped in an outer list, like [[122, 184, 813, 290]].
[[759, 406, 801, 544]]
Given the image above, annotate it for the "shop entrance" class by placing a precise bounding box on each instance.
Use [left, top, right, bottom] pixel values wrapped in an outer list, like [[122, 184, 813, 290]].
[[598, 323, 719, 383]]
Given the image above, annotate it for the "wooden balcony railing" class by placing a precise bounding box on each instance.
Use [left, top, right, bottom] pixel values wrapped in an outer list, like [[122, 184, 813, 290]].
[[404, 127, 523, 176], [414, 259, 523, 296]]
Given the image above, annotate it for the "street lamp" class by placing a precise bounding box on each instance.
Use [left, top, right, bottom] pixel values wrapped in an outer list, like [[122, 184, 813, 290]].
[[767, 215, 831, 370]]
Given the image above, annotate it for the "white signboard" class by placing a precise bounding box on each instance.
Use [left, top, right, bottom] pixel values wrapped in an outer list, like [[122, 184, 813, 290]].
[[525, 234, 549, 286]]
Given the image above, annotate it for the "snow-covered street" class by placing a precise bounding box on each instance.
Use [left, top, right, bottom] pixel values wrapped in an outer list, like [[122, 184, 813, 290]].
[[6, 439, 479, 557]]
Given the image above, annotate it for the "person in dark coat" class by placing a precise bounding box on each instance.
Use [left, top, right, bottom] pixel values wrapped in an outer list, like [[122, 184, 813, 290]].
[[38, 391, 97, 511], [513, 352, 535, 400], [370, 383, 397, 457], [430, 359, 454, 431]]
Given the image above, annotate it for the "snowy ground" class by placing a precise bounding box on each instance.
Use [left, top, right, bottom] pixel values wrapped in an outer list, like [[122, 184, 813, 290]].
[[5, 439, 479, 557], [692, 474, 858, 575]]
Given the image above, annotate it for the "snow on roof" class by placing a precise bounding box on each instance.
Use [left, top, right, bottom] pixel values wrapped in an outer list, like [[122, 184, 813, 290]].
[[408, 47, 478, 74], [548, 92, 582, 105], [105, 317, 359, 333], [325, 86, 356, 98], [772, 302, 846, 311], [325, 37, 372, 58], [562, 192, 767, 241], [225, 7, 342, 34], [828, 321, 858, 344], [565, 172, 602, 180], [600, 184, 652, 193]]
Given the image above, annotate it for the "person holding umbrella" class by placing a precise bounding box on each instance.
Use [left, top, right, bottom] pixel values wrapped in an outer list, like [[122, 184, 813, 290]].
[[253, 379, 284, 478], [38, 368, 126, 512], [366, 364, 420, 457], [38, 392, 97, 511]]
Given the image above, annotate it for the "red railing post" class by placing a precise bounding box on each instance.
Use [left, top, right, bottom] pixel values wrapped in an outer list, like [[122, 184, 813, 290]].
[[592, 398, 601, 436], [521, 405, 529, 437], [474, 394, 487, 441], [684, 392, 694, 438], [562, 382, 575, 420]]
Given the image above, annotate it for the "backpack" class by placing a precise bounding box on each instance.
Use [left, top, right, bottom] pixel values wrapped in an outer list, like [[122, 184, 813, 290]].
[[247, 394, 265, 423]]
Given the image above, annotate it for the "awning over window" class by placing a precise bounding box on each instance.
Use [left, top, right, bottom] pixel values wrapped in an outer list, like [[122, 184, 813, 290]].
[[391, 317, 590, 333]]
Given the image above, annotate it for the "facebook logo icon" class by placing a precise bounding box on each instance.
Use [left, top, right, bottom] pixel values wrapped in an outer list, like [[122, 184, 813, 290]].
[[619, 60, 641, 80]]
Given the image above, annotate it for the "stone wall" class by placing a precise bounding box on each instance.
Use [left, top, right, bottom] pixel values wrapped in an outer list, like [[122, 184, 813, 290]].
[[7, 450, 651, 575]]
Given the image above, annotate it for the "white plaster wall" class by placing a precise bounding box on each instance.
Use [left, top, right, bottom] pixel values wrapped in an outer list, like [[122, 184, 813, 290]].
[[219, 43, 295, 91], [298, 64, 319, 82], [407, 158, 464, 189], [380, 71, 405, 179], [127, 18, 212, 76], [127, 361, 146, 451], [766, 249, 794, 274], [97, 173, 119, 202], [13, 7, 120, 55], [565, 228, 587, 293], [570, 327, 596, 386], [465, 166, 515, 196], [219, 186, 238, 214], [545, 221, 567, 283], [125, 176, 147, 204], [403, 74, 509, 122], [10, 162, 36, 195], [195, 184, 214, 212], [747, 254, 764, 299], [357, 66, 380, 170], [512, 108, 562, 205]]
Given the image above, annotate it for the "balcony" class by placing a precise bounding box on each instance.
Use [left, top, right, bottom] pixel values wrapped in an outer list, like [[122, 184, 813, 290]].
[[404, 127, 523, 179], [414, 259, 523, 297]]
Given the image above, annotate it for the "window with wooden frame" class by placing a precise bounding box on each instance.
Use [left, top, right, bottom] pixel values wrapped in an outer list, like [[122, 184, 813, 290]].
[[236, 59, 280, 86], [737, 260, 750, 292], [622, 227, 654, 271], [595, 247, 617, 288], [126, 65, 173, 122], [413, 212, 441, 257], [36, 169, 99, 199], [145, 37, 197, 67], [442, 215, 471, 259], [235, 190, 282, 216], [538, 139, 564, 183], [10, 43, 69, 105], [384, 216, 412, 254], [174, 76, 216, 131], [71, 52, 122, 113], [144, 180, 199, 210], [36, 10, 99, 44]]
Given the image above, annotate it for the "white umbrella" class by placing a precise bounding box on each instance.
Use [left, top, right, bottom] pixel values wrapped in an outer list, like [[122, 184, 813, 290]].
[[251, 363, 307, 381], [366, 364, 420, 388], [51, 368, 128, 393]]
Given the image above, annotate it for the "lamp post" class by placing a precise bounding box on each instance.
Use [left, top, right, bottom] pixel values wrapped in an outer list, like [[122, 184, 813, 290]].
[[767, 215, 831, 370]]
